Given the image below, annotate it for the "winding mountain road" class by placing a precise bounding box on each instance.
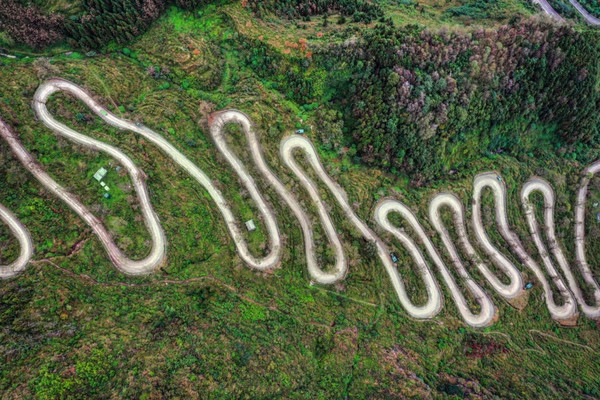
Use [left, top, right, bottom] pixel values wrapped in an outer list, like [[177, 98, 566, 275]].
[[473, 173, 577, 321], [430, 192, 521, 300], [0, 79, 599, 327], [281, 135, 442, 319], [32, 80, 168, 275], [0, 200, 33, 279], [522, 176, 600, 319]]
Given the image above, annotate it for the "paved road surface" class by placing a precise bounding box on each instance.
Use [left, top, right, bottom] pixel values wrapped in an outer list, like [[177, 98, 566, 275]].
[[1, 79, 599, 326], [533, 0, 564, 21], [568, 0, 600, 25], [474, 173, 577, 321]]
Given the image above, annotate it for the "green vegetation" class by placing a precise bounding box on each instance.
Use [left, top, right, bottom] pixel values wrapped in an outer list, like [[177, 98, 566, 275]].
[[547, 0, 583, 21], [578, 0, 600, 17], [318, 21, 600, 180], [0, 0, 227, 50], [446, 0, 518, 19], [1, 1, 600, 398], [246, 0, 383, 22], [64, 0, 225, 49]]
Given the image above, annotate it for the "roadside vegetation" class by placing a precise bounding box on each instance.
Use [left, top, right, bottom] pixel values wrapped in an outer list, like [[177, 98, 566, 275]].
[[578, 0, 600, 17]]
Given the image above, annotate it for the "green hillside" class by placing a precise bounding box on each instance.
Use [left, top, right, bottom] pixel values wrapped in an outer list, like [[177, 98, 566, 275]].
[[1, 1, 600, 399]]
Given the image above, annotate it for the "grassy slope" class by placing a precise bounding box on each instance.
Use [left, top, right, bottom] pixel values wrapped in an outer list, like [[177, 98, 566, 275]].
[[1, 2, 600, 399], [383, 0, 536, 28]]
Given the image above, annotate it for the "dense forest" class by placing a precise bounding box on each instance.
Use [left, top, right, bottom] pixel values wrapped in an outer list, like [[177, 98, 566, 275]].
[[319, 20, 600, 180], [245, 0, 383, 22], [0, 0, 221, 49], [0, 1, 64, 48], [0, 0, 382, 49]]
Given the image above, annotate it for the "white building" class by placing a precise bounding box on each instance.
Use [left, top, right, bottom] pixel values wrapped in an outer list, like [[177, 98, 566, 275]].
[[245, 220, 256, 232]]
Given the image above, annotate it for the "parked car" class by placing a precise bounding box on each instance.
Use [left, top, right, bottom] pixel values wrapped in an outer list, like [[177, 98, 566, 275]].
[[524, 282, 534, 290], [390, 253, 399, 263]]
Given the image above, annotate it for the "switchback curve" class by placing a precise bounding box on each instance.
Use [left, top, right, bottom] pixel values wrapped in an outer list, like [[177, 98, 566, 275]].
[[0, 78, 599, 328], [0, 199, 33, 279]]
